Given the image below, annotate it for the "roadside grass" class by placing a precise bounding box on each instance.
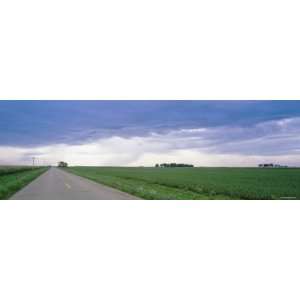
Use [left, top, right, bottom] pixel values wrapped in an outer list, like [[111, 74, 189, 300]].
[[0, 166, 39, 176], [0, 167, 49, 200], [67, 166, 300, 200]]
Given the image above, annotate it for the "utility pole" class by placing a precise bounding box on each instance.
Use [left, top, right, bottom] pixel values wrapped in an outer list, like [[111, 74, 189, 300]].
[[32, 157, 35, 166]]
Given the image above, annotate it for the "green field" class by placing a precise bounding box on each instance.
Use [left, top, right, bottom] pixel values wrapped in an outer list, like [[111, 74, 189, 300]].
[[67, 166, 300, 200], [0, 166, 49, 199]]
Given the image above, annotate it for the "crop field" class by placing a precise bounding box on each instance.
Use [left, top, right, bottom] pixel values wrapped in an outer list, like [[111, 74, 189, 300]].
[[68, 166, 300, 200], [0, 166, 49, 199]]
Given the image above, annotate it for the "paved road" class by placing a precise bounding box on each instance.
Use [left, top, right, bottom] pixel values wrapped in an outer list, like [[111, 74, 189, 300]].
[[11, 167, 139, 200]]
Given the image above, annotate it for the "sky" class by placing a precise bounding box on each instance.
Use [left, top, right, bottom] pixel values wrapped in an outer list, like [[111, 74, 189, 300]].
[[1, 100, 300, 167]]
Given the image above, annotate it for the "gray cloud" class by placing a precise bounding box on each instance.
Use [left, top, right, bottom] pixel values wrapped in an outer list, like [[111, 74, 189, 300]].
[[1, 117, 299, 167]]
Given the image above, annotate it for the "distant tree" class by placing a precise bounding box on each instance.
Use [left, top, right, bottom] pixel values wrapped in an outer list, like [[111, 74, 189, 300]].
[[58, 161, 68, 167], [155, 164, 159, 167]]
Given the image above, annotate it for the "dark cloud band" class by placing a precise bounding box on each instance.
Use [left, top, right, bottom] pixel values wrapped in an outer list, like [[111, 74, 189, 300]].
[[0, 101, 300, 153]]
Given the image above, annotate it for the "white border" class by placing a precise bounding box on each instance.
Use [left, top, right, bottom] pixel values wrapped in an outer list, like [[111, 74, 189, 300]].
[[0, 0, 300, 100], [1, 200, 300, 300]]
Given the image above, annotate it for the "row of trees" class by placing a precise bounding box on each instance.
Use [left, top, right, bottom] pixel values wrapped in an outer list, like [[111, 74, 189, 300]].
[[57, 161, 193, 168], [155, 163, 194, 168]]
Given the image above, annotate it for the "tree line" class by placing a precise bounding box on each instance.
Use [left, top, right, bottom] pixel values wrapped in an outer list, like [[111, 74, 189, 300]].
[[155, 163, 194, 168]]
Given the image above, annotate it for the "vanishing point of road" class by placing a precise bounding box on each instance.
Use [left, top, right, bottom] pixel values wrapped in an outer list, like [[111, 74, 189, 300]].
[[11, 167, 139, 200]]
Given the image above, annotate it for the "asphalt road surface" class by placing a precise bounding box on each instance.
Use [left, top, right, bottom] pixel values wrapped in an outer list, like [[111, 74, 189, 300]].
[[11, 167, 139, 200]]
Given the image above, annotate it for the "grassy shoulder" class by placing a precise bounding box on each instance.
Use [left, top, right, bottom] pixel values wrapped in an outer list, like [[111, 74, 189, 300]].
[[0, 167, 49, 200], [66, 166, 300, 200]]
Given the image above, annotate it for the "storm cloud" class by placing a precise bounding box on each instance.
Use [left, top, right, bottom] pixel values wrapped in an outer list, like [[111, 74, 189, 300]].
[[0, 100, 300, 166]]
